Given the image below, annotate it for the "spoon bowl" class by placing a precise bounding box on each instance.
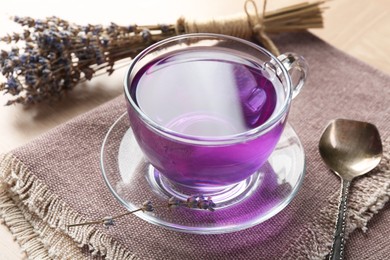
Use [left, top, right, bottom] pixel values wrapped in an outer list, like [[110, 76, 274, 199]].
[[319, 118, 383, 180], [319, 118, 383, 260]]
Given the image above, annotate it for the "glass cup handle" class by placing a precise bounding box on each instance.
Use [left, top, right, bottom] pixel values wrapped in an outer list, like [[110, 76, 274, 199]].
[[277, 53, 309, 99]]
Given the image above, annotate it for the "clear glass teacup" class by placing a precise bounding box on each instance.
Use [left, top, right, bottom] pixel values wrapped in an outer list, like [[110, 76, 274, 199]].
[[124, 33, 308, 205]]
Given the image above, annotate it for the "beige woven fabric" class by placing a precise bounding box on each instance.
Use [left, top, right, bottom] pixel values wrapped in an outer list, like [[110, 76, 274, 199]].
[[0, 32, 389, 259]]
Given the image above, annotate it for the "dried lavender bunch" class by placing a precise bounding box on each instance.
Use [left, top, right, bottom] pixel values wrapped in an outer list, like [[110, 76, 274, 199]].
[[0, 1, 326, 106], [0, 16, 175, 105], [67, 195, 216, 228]]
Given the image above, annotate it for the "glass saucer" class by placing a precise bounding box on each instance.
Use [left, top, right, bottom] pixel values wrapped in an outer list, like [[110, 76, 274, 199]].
[[101, 113, 306, 234]]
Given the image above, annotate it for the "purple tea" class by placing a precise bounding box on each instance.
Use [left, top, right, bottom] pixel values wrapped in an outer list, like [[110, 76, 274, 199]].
[[127, 48, 286, 188]]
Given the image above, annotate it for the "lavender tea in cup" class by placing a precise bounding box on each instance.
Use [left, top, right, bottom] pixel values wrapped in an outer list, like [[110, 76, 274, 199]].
[[125, 34, 307, 201]]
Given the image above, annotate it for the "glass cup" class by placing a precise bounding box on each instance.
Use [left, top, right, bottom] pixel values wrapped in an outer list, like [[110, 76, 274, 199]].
[[124, 33, 308, 206]]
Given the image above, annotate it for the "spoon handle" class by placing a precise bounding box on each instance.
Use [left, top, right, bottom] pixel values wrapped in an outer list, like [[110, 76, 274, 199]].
[[329, 179, 351, 260]]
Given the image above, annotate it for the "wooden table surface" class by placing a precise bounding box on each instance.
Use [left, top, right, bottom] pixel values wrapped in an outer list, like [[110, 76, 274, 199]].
[[1, 0, 389, 259]]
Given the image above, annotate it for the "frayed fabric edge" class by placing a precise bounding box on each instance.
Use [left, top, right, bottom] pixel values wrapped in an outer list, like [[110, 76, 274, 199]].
[[0, 153, 136, 260], [0, 185, 50, 259]]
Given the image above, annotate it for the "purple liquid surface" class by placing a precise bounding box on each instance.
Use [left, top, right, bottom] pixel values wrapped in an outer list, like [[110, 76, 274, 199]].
[[127, 49, 286, 188]]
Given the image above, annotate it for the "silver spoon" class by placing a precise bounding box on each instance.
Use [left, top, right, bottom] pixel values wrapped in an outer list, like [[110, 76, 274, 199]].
[[319, 118, 383, 260]]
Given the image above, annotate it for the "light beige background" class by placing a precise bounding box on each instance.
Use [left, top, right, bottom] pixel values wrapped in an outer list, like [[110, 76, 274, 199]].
[[1, 0, 389, 258]]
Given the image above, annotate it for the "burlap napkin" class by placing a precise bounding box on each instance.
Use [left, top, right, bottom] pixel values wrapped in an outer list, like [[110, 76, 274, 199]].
[[0, 32, 389, 260]]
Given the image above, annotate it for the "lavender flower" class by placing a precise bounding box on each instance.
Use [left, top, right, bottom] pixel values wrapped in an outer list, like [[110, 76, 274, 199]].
[[198, 196, 216, 211], [67, 195, 216, 228], [102, 216, 115, 228], [186, 196, 199, 209], [186, 195, 216, 211], [168, 197, 182, 209], [142, 200, 154, 212]]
